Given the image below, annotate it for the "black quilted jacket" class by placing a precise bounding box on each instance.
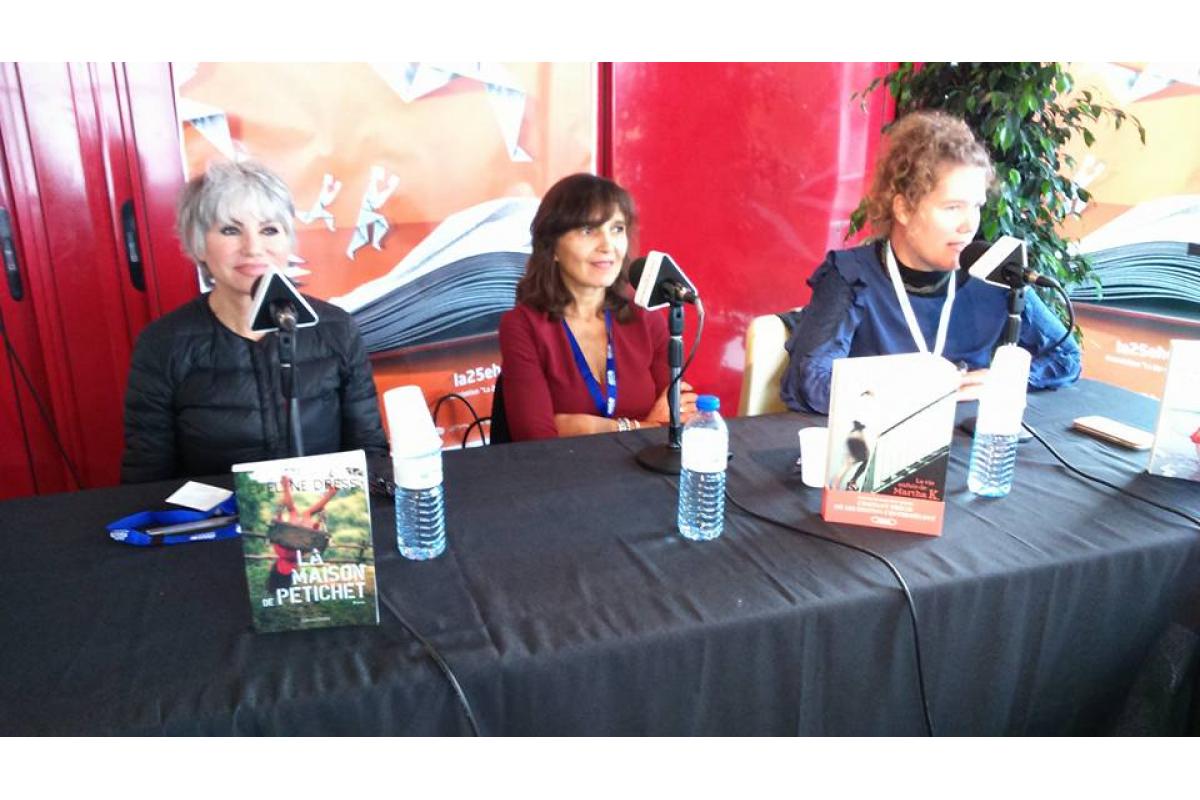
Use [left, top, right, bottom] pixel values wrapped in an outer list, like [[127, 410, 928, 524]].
[[120, 295, 388, 483]]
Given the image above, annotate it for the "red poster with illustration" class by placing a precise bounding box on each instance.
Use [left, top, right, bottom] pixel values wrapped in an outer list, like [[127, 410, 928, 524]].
[[176, 62, 596, 444]]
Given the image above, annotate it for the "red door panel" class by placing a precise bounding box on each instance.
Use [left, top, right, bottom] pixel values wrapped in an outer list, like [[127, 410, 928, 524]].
[[610, 62, 893, 414], [1, 62, 152, 488], [0, 65, 78, 495], [121, 63, 194, 317]]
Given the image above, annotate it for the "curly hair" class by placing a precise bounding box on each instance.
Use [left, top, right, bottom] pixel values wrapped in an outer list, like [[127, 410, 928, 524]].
[[516, 173, 638, 322], [865, 111, 994, 238]]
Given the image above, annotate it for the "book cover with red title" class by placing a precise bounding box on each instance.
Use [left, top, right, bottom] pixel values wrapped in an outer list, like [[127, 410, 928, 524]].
[[821, 353, 960, 536]]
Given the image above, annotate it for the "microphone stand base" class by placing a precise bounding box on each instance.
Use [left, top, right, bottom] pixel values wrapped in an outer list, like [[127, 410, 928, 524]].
[[636, 443, 682, 475]]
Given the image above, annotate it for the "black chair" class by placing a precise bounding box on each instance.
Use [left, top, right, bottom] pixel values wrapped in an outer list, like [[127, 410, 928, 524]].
[[488, 374, 512, 445]]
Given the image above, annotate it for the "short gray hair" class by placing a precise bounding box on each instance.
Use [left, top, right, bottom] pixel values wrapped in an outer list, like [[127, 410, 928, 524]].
[[176, 160, 297, 264]]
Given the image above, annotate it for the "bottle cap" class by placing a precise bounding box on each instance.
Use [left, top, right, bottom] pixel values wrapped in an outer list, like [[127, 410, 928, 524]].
[[382, 385, 441, 457], [697, 394, 720, 412]]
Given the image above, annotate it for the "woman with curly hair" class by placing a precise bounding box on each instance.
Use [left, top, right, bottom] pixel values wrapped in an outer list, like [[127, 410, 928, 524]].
[[780, 111, 1080, 414]]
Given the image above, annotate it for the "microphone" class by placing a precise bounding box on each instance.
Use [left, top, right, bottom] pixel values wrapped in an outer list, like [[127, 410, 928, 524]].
[[249, 267, 319, 333], [271, 299, 298, 331], [959, 237, 1062, 289], [629, 251, 699, 309]]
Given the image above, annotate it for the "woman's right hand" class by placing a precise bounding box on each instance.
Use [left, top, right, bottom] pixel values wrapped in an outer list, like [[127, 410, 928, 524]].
[[641, 381, 698, 427]]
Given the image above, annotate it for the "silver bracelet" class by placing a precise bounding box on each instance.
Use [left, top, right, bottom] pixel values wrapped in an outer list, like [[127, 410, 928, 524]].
[[616, 417, 630, 432]]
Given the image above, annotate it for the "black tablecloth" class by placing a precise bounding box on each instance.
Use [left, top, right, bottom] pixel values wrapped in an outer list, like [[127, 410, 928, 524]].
[[2, 379, 1198, 735]]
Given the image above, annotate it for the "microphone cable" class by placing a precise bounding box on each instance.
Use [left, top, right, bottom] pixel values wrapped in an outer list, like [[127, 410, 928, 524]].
[[371, 474, 482, 735], [722, 486, 936, 737], [390, 601, 483, 736], [1022, 421, 1200, 529], [0, 313, 84, 490], [431, 392, 484, 447], [611, 433, 934, 735], [1034, 279, 1076, 356], [461, 416, 489, 448]]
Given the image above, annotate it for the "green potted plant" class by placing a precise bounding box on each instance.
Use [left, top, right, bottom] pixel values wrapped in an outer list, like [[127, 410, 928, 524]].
[[848, 62, 1145, 315]]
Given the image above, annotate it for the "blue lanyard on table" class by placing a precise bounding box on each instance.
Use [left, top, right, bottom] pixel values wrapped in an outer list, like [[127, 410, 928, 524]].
[[561, 310, 617, 417], [106, 497, 240, 547]]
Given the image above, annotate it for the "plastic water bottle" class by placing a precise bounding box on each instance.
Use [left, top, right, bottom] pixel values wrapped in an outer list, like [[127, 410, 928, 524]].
[[383, 385, 448, 561], [677, 394, 728, 541], [967, 432, 1020, 497], [968, 345, 1031, 498], [394, 445, 447, 560]]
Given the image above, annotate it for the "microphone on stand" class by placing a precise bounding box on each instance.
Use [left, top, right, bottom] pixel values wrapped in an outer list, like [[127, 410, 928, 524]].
[[959, 236, 1063, 291], [629, 251, 699, 309], [957, 236, 1073, 442], [271, 300, 298, 332], [249, 267, 319, 333], [959, 236, 1031, 348], [628, 251, 702, 475], [248, 267, 319, 457]]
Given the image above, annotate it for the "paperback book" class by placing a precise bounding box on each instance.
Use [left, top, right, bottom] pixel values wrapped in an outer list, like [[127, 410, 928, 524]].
[[821, 352, 960, 536], [1147, 339, 1200, 481], [233, 450, 379, 633]]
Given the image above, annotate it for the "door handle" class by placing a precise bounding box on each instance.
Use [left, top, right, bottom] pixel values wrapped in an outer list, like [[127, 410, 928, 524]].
[[121, 200, 145, 292], [0, 207, 23, 301]]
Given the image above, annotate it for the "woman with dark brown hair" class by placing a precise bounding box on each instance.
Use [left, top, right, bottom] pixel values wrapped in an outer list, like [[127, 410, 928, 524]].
[[498, 173, 697, 441]]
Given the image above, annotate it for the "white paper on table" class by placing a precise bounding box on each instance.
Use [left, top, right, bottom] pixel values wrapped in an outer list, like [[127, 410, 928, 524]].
[[166, 481, 234, 511]]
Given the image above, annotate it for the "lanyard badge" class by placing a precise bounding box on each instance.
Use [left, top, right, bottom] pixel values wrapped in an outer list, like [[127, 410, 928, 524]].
[[884, 242, 956, 358], [562, 310, 617, 417]]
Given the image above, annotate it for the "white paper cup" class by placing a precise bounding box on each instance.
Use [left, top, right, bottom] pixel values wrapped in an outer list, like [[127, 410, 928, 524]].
[[798, 426, 829, 488], [383, 385, 441, 456]]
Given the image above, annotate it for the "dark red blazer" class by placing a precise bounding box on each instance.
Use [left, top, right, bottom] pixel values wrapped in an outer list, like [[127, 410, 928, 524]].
[[497, 302, 669, 441]]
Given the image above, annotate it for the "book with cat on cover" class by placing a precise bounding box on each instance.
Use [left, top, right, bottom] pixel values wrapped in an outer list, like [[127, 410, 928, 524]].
[[232, 449, 379, 633], [821, 353, 960, 536]]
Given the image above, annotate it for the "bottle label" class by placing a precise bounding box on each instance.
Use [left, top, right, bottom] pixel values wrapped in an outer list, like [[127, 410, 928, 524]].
[[394, 451, 443, 490], [681, 428, 728, 473]]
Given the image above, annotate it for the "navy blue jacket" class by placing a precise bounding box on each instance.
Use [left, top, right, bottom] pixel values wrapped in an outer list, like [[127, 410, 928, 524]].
[[780, 243, 1081, 414]]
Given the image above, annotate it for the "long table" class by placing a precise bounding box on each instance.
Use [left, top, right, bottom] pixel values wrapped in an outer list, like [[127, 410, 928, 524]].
[[2, 379, 1197, 735]]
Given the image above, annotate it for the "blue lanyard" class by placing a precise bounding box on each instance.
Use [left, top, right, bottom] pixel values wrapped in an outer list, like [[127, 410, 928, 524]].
[[561, 310, 617, 417]]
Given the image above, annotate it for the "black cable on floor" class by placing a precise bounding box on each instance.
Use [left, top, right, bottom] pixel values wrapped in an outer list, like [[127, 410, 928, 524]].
[[723, 486, 936, 737], [1023, 421, 1200, 529]]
